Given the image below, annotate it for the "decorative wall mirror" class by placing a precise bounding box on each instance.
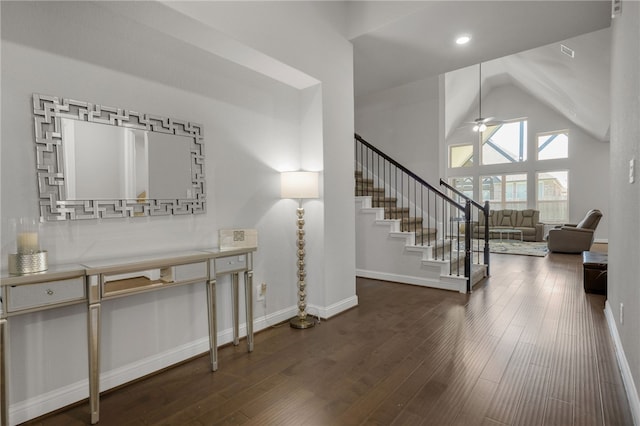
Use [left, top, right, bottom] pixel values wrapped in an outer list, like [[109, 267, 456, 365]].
[[33, 94, 206, 220]]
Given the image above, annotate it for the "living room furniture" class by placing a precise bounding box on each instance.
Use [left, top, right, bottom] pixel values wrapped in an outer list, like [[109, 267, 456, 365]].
[[489, 228, 523, 241], [582, 251, 607, 294], [547, 209, 602, 253], [475, 209, 544, 242], [0, 247, 256, 425]]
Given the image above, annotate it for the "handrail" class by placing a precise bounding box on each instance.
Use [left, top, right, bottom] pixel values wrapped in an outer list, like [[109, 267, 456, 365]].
[[439, 178, 486, 211], [356, 134, 464, 211], [355, 134, 490, 292], [439, 179, 492, 275]]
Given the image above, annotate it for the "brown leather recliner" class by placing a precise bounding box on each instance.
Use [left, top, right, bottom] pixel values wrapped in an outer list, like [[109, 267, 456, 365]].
[[547, 209, 603, 253]]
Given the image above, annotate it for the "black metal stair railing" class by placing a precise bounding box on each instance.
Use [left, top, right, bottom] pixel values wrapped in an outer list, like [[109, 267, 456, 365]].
[[355, 134, 490, 292], [440, 179, 491, 276]]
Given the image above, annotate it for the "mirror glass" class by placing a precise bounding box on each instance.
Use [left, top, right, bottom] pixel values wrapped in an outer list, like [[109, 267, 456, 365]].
[[61, 119, 194, 201], [33, 94, 206, 220]]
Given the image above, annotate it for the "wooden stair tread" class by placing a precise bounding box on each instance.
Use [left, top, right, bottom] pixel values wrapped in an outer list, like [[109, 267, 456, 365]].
[[355, 171, 483, 290]]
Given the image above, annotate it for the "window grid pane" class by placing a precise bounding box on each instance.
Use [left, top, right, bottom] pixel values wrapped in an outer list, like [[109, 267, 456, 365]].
[[481, 174, 527, 210], [449, 176, 474, 201], [536, 171, 568, 223], [537, 131, 568, 160], [481, 120, 528, 165], [450, 144, 474, 168]]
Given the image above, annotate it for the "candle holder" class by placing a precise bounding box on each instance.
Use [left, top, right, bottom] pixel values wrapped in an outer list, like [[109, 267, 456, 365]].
[[8, 218, 48, 275]]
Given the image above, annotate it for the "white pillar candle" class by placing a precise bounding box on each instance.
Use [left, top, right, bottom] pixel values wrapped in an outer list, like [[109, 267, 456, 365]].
[[17, 231, 39, 254]]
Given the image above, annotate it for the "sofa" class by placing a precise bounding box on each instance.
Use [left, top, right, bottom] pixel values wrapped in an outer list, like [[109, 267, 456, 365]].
[[473, 209, 544, 242]]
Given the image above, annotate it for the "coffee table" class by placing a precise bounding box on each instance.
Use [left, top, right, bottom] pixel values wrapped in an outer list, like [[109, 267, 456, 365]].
[[489, 228, 523, 241]]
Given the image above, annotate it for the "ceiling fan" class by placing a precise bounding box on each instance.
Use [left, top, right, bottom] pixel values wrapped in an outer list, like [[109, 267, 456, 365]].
[[468, 62, 501, 132]]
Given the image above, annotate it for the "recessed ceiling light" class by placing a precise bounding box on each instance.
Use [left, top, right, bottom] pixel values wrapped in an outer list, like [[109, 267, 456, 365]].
[[456, 35, 471, 45]]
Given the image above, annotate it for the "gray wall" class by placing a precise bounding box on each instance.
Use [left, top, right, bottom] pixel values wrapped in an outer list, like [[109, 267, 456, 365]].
[[355, 76, 441, 185], [609, 1, 640, 418]]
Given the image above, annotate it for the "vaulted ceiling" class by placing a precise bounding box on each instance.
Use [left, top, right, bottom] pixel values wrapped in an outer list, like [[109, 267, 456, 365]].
[[101, 1, 612, 142], [348, 1, 612, 142]]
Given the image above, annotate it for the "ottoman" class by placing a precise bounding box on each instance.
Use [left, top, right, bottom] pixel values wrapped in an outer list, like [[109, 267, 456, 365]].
[[582, 251, 607, 295]]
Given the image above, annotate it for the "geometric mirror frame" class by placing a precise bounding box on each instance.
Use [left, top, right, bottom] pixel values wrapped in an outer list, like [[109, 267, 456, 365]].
[[33, 93, 206, 220]]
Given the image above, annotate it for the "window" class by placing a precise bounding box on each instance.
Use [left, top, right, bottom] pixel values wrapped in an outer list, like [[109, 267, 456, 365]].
[[537, 130, 568, 160], [481, 120, 528, 165], [448, 176, 474, 201], [446, 118, 571, 218], [481, 174, 527, 210], [537, 171, 568, 223], [449, 144, 473, 168]]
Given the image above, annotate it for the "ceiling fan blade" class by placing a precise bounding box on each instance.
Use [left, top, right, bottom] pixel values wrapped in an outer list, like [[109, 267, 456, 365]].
[[485, 119, 506, 126], [465, 117, 494, 125]]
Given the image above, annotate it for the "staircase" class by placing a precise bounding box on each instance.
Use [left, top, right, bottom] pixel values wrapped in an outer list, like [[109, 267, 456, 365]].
[[354, 134, 489, 293], [356, 171, 438, 241]]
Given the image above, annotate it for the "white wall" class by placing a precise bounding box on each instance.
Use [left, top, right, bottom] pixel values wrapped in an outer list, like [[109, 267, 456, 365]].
[[355, 76, 441, 185], [0, 1, 356, 423], [444, 83, 610, 240], [165, 1, 357, 316], [608, 2, 640, 421]]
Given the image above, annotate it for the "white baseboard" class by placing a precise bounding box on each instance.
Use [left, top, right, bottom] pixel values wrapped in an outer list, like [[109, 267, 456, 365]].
[[9, 337, 210, 426], [9, 314, 283, 425], [605, 301, 640, 425], [311, 295, 359, 319], [9, 378, 90, 426], [253, 305, 298, 329], [356, 268, 464, 292], [9, 297, 358, 425]]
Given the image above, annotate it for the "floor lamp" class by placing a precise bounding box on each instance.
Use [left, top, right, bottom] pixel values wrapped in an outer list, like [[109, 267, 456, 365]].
[[281, 171, 319, 329]]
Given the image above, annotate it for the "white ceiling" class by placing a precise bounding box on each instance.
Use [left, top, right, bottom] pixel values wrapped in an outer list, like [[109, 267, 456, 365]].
[[445, 28, 612, 141], [350, 1, 612, 97], [349, 1, 612, 141], [102, 1, 613, 142]]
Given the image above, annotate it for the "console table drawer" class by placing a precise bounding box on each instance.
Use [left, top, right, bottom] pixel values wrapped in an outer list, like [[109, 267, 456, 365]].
[[214, 255, 247, 274], [8, 277, 85, 312], [173, 261, 208, 282]]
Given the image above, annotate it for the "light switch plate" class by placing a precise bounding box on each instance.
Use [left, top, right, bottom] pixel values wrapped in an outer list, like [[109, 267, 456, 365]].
[[630, 159, 635, 183]]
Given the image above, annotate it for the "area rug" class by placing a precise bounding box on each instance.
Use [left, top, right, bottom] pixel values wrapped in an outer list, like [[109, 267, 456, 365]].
[[484, 240, 549, 257]]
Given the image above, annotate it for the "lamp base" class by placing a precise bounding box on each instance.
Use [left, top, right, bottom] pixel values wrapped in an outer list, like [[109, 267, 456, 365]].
[[290, 315, 316, 329]]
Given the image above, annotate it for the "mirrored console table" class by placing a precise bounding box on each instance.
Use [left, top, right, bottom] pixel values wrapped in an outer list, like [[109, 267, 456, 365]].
[[0, 263, 87, 426], [0, 247, 256, 425]]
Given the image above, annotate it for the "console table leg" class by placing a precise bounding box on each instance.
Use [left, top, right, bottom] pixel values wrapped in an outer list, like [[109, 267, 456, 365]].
[[0, 318, 8, 426], [244, 271, 254, 352], [231, 274, 239, 346], [87, 303, 100, 424], [206, 279, 218, 371]]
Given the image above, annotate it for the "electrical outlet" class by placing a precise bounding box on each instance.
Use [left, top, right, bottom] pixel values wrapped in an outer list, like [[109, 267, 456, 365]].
[[256, 282, 267, 301], [620, 302, 624, 325]]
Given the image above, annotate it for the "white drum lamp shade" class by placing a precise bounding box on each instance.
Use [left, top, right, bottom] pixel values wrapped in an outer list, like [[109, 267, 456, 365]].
[[280, 171, 319, 200]]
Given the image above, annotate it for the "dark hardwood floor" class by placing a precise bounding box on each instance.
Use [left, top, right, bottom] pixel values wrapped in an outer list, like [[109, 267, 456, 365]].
[[25, 246, 633, 425]]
